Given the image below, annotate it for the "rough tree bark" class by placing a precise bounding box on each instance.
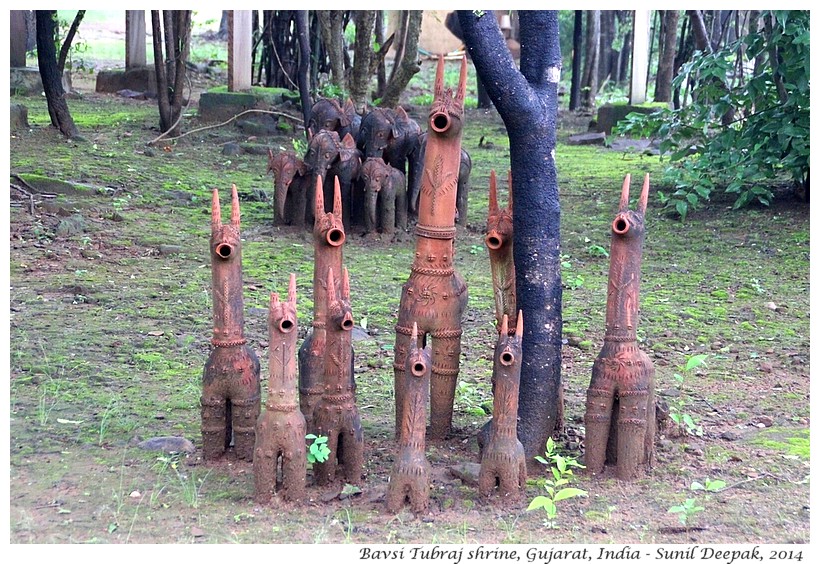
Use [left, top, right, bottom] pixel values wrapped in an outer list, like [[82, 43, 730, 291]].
[[581, 10, 601, 109], [151, 10, 191, 137], [349, 11, 376, 110], [568, 10, 583, 111], [458, 10, 563, 466], [35, 10, 79, 138], [380, 11, 422, 109], [57, 10, 85, 76], [654, 11, 680, 103], [375, 11, 387, 97], [295, 11, 312, 136], [317, 11, 345, 90]]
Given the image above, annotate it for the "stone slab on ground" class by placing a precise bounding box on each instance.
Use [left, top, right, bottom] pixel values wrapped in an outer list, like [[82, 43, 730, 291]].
[[596, 103, 664, 135], [95, 66, 157, 96], [11, 67, 71, 95], [10, 103, 29, 129], [567, 131, 607, 146]]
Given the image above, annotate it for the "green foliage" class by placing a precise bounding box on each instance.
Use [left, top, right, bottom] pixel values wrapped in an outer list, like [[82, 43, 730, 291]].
[[306, 434, 331, 464], [669, 354, 708, 437], [527, 438, 588, 526], [668, 498, 704, 525], [615, 11, 809, 219]]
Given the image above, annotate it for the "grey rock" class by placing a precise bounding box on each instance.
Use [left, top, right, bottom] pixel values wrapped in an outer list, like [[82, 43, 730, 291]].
[[222, 142, 243, 156], [137, 436, 196, 454], [56, 214, 86, 237], [449, 462, 482, 486], [720, 430, 743, 441], [567, 131, 606, 146], [158, 244, 182, 256]]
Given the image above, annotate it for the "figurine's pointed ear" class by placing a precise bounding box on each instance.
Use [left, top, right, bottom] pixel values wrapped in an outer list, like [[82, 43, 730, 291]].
[[456, 54, 468, 102], [411, 322, 419, 349], [488, 170, 499, 215], [288, 272, 297, 305], [314, 175, 325, 219], [515, 310, 524, 338], [211, 188, 222, 229], [333, 176, 343, 219], [619, 174, 631, 213], [638, 173, 650, 215], [434, 54, 445, 100], [500, 313, 509, 336], [270, 291, 280, 311], [230, 184, 241, 226], [307, 127, 314, 141], [507, 169, 514, 212], [341, 266, 350, 300]]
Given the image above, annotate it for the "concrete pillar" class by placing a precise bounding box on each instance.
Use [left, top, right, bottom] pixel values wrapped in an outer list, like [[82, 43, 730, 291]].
[[126, 10, 147, 68], [228, 10, 253, 91], [11, 10, 28, 68], [629, 9, 651, 105]]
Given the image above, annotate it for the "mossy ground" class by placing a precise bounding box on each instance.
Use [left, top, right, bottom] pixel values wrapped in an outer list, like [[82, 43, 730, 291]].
[[8, 46, 809, 545]]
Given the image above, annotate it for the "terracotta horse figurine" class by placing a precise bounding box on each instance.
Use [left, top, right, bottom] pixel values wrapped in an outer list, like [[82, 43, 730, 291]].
[[393, 55, 469, 440], [585, 173, 656, 480]]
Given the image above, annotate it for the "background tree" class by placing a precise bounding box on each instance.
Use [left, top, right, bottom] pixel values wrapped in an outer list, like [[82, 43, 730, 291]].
[[568, 11, 583, 111], [458, 10, 563, 465], [378, 11, 422, 108], [654, 11, 680, 103], [34, 10, 81, 138], [151, 10, 191, 137], [580, 10, 600, 109]]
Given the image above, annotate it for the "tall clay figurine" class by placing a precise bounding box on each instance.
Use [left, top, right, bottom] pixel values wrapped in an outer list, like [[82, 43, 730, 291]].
[[313, 267, 364, 485], [479, 313, 527, 498], [298, 176, 347, 431], [386, 323, 432, 514], [393, 55, 469, 440], [201, 185, 261, 461], [585, 174, 656, 480], [485, 170, 516, 332], [254, 274, 307, 502]]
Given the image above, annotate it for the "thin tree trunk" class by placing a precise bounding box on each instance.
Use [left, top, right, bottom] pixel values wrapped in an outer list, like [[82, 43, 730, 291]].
[[151, 10, 190, 136], [380, 11, 422, 109], [654, 10, 679, 103], [317, 11, 345, 89], [581, 10, 601, 109], [35, 10, 79, 138], [569, 10, 583, 111], [459, 10, 563, 466], [375, 11, 387, 98], [57, 10, 85, 76], [349, 10, 376, 109], [389, 11, 409, 84], [295, 11, 312, 137]]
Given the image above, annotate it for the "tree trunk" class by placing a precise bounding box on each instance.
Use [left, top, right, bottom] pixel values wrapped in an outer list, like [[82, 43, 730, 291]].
[[151, 10, 191, 136], [380, 11, 422, 109], [654, 11, 679, 103], [375, 11, 387, 98], [57, 10, 85, 76], [598, 10, 614, 86], [569, 10, 583, 111], [581, 10, 601, 109], [349, 11, 376, 109], [35, 10, 79, 138], [618, 13, 633, 84], [295, 11, 312, 137], [459, 10, 563, 466], [218, 11, 229, 40], [317, 11, 345, 90]]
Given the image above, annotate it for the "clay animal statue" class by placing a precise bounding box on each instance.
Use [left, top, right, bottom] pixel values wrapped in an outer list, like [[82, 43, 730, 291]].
[[304, 128, 341, 198], [479, 313, 527, 499], [267, 149, 310, 228], [359, 157, 408, 237], [409, 132, 472, 224], [327, 133, 362, 231], [312, 267, 364, 486], [357, 106, 421, 194], [386, 323, 431, 514], [308, 97, 360, 142], [298, 177, 350, 430], [393, 55, 469, 440], [254, 273, 307, 502], [585, 173, 656, 480], [201, 185, 261, 461], [485, 170, 516, 330]]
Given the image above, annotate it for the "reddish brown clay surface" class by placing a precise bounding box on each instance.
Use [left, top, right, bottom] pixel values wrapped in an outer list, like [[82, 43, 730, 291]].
[[479, 313, 527, 499], [485, 170, 516, 333], [313, 267, 364, 485], [393, 55, 469, 440], [298, 177, 347, 431], [254, 274, 307, 502], [267, 149, 309, 227], [585, 174, 656, 480], [201, 185, 261, 461], [386, 323, 432, 513]]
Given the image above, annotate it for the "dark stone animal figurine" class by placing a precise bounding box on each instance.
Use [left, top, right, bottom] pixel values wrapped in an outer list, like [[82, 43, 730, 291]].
[[267, 149, 310, 228], [201, 185, 261, 461], [254, 274, 307, 502], [359, 157, 408, 237], [584, 173, 656, 480]]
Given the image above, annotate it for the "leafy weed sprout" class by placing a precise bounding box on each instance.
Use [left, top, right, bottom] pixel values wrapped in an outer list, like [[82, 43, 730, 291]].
[[306, 434, 331, 464], [669, 354, 708, 437], [527, 438, 588, 527]]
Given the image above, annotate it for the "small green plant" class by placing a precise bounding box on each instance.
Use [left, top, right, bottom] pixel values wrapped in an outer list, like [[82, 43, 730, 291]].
[[691, 478, 726, 492], [98, 398, 118, 446], [527, 438, 588, 526], [291, 137, 307, 155], [667, 497, 704, 525], [306, 434, 331, 464], [669, 354, 708, 437]]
